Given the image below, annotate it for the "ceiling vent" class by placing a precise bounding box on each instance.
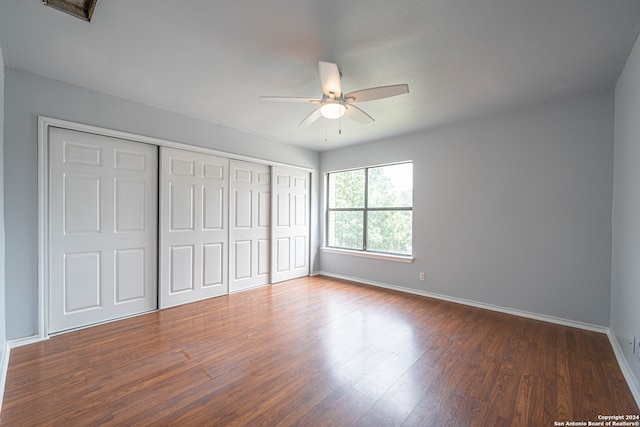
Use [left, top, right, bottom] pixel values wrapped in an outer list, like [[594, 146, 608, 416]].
[[43, 0, 97, 22]]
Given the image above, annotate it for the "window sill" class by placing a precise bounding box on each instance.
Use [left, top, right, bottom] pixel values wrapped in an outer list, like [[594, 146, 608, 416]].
[[321, 247, 414, 263]]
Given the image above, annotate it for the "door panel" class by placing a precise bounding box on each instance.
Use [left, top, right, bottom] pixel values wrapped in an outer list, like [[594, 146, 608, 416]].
[[203, 186, 224, 230], [277, 238, 290, 272], [160, 147, 229, 308], [114, 149, 147, 171], [235, 240, 252, 280], [170, 245, 194, 293], [115, 180, 146, 231], [64, 251, 101, 312], [271, 167, 310, 283], [64, 175, 101, 233], [277, 193, 290, 227], [295, 236, 307, 268], [203, 243, 224, 286], [170, 183, 195, 231], [258, 239, 270, 275], [295, 194, 306, 225], [229, 160, 271, 292], [63, 141, 102, 166], [115, 248, 146, 302], [50, 127, 157, 333]]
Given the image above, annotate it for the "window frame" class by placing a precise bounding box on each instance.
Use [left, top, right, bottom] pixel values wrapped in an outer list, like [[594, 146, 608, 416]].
[[325, 161, 413, 259]]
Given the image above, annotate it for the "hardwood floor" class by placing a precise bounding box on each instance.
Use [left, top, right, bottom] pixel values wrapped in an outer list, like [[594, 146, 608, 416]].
[[2, 276, 638, 426]]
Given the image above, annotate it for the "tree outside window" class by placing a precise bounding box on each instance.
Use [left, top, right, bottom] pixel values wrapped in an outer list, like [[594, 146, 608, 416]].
[[327, 162, 413, 256]]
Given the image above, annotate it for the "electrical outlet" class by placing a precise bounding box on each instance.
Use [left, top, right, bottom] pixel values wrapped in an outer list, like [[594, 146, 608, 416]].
[[419, 272, 426, 281]]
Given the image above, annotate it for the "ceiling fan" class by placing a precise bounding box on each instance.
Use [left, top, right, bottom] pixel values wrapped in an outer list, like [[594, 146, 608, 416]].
[[260, 61, 409, 127]]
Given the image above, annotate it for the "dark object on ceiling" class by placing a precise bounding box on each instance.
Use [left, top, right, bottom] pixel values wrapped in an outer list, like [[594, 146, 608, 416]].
[[43, 0, 97, 22]]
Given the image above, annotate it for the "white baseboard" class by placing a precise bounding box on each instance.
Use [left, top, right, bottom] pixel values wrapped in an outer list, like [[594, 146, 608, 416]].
[[315, 271, 608, 333], [607, 330, 640, 407], [8, 335, 42, 349], [0, 341, 10, 414]]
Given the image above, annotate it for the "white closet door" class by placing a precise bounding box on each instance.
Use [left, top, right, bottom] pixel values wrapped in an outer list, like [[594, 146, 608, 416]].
[[271, 166, 310, 283], [159, 147, 229, 308], [49, 128, 158, 333], [229, 160, 271, 292]]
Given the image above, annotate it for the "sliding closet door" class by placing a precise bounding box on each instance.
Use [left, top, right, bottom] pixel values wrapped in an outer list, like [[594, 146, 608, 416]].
[[271, 166, 310, 283], [49, 128, 158, 333], [229, 160, 271, 292], [159, 147, 229, 308]]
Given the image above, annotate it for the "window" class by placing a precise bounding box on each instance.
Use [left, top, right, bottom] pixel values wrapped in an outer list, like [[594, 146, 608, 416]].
[[326, 162, 413, 256]]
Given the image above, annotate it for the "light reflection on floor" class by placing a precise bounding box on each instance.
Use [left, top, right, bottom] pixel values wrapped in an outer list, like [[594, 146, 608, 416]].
[[320, 298, 423, 418]]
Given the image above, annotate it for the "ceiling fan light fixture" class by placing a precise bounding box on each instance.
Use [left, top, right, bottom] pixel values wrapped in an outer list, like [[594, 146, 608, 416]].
[[320, 102, 346, 119], [260, 61, 409, 128]]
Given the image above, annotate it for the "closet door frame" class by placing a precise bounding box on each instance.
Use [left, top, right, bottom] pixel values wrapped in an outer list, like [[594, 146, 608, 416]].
[[37, 116, 313, 340]]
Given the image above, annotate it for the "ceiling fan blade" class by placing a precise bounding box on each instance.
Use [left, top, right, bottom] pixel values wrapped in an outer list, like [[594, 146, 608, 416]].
[[345, 104, 374, 125], [319, 61, 342, 98], [297, 107, 323, 127], [260, 96, 321, 103], [345, 84, 409, 103]]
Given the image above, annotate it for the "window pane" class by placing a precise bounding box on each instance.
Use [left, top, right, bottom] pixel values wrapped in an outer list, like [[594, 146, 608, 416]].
[[328, 169, 365, 208], [327, 211, 363, 250], [368, 163, 413, 208], [367, 211, 412, 255]]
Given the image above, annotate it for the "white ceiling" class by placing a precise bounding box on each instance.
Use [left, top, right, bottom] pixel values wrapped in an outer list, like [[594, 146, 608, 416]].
[[1, 1, 639, 151]]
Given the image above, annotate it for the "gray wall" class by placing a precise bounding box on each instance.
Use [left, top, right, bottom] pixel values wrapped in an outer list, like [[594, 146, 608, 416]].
[[612, 32, 640, 386], [320, 90, 614, 326], [4, 68, 320, 340], [0, 46, 6, 361]]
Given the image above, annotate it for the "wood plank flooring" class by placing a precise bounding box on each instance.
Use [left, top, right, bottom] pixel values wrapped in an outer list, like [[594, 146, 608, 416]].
[[2, 276, 638, 426]]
